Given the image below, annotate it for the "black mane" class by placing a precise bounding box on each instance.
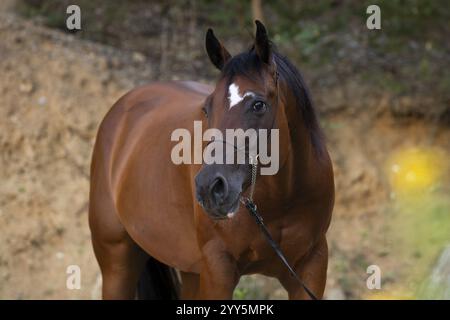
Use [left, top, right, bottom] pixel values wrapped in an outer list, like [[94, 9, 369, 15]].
[[221, 47, 324, 155]]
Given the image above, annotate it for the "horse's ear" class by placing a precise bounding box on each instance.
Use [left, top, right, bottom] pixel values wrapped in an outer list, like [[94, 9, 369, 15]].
[[254, 20, 271, 65], [205, 28, 231, 71]]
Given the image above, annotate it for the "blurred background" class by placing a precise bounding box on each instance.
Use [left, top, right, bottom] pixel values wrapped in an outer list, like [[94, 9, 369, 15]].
[[0, 0, 448, 299]]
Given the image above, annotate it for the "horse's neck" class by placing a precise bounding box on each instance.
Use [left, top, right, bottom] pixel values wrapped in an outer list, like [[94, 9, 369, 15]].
[[258, 114, 314, 208], [283, 122, 313, 194]]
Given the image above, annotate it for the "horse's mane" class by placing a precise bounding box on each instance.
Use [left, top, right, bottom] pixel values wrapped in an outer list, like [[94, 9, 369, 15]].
[[221, 46, 325, 156]]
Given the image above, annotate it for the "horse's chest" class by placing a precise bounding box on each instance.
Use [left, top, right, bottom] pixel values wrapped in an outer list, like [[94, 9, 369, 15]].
[[239, 222, 311, 275]]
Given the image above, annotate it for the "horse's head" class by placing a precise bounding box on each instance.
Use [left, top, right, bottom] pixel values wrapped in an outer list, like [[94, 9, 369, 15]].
[[195, 21, 286, 220]]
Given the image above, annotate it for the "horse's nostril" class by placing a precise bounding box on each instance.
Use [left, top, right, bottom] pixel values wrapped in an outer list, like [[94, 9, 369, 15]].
[[209, 175, 228, 205]]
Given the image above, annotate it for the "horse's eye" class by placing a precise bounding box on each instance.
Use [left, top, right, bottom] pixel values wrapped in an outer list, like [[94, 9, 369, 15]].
[[252, 101, 267, 114], [202, 107, 208, 117]]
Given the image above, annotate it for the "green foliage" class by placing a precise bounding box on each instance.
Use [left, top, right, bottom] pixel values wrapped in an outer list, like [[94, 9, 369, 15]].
[[15, 0, 449, 115], [389, 193, 450, 298], [233, 287, 249, 300], [17, 0, 449, 59]]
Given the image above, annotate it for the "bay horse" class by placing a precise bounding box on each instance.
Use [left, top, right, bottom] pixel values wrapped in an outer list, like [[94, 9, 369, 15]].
[[89, 21, 334, 300]]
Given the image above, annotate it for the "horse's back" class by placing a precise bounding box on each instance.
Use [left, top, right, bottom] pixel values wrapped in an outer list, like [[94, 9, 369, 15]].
[[90, 81, 211, 272]]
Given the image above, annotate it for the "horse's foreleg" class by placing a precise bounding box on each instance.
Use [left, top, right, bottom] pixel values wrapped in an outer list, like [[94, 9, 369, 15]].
[[92, 232, 148, 300], [90, 195, 148, 299], [279, 237, 328, 300], [196, 241, 239, 299], [180, 271, 200, 299]]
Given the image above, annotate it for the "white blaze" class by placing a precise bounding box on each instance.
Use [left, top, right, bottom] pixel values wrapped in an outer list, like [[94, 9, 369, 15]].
[[228, 83, 255, 109]]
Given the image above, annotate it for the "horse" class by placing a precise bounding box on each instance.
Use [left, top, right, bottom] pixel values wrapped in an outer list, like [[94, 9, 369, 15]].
[[89, 20, 334, 300]]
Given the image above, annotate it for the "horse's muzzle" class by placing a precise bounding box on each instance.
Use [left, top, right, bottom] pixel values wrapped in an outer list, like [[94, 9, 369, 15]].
[[195, 164, 243, 219]]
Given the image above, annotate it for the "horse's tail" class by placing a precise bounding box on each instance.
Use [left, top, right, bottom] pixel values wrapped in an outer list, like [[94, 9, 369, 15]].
[[136, 256, 180, 300]]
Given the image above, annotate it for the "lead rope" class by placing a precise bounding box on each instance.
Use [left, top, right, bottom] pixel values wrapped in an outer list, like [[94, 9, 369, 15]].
[[241, 156, 318, 300], [248, 155, 259, 202]]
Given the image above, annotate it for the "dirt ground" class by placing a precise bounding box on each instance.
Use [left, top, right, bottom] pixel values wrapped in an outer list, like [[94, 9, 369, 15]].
[[0, 11, 448, 299]]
